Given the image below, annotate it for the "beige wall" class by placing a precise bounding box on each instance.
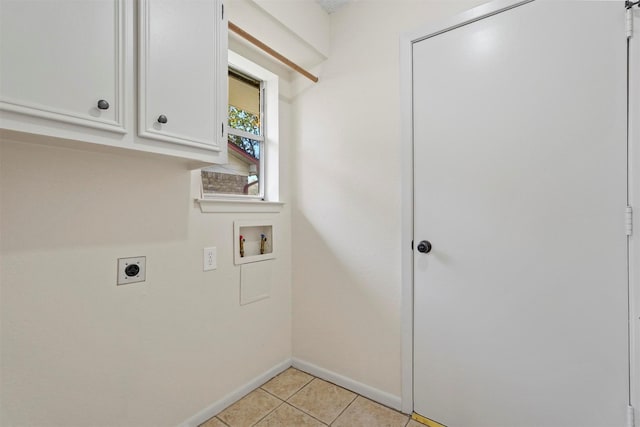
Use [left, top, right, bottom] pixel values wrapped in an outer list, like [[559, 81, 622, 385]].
[[291, 0, 486, 399], [0, 99, 292, 426]]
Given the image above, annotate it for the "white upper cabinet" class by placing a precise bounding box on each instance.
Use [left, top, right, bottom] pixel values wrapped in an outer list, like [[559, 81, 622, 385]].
[[0, 0, 125, 132], [0, 0, 228, 165], [139, 0, 227, 152]]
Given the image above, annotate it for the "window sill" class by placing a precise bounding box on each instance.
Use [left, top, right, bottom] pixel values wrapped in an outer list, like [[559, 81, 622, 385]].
[[195, 198, 284, 213]]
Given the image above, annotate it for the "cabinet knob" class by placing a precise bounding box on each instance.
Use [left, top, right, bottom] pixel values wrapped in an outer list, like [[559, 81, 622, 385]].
[[157, 115, 168, 124], [97, 99, 110, 110]]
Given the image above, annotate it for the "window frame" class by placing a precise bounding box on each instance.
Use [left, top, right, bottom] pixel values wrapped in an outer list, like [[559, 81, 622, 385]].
[[227, 68, 265, 199], [199, 50, 280, 207]]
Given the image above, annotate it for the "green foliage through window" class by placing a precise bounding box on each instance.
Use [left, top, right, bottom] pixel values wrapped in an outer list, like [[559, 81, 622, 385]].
[[229, 105, 260, 160]]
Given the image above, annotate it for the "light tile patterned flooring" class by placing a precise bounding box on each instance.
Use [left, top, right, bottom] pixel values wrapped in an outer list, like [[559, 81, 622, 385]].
[[200, 368, 424, 427]]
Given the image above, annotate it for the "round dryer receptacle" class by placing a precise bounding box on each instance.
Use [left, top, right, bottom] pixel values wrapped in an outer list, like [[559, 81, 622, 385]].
[[124, 264, 140, 277]]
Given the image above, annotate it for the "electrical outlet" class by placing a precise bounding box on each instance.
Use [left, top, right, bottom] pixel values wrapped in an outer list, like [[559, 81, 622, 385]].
[[203, 247, 217, 271], [117, 256, 146, 285]]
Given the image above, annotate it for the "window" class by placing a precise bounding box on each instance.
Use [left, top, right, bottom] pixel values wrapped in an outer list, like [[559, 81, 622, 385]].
[[202, 69, 264, 197], [199, 51, 280, 209]]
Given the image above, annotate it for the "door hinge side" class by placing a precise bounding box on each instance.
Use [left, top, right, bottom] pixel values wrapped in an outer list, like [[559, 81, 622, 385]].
[[628, 405, 636, 427], [626, 206, 633, 236], [222, 3, 225, 20], [628, 0, 639, 38]]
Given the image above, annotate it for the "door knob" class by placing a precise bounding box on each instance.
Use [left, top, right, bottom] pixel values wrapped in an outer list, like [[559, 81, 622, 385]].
[[417, 240, 432, 253], [157, 115, 168, 124], [97, 99, 109, 110]]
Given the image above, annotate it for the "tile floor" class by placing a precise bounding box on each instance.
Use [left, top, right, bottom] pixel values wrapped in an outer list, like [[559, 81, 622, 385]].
[[200, 368, 424, 427]]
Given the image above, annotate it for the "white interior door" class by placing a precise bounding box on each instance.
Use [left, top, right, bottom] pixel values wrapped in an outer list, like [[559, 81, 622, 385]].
[[412, 2, 629, 427]]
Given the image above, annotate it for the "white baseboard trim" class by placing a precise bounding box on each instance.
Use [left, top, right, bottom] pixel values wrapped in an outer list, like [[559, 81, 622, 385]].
[[291, 358, 402, 412], [179, 358, 292, 427]]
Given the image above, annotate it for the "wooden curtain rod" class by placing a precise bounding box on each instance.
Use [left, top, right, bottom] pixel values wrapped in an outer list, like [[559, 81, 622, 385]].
[[229, 21, 319, 83]]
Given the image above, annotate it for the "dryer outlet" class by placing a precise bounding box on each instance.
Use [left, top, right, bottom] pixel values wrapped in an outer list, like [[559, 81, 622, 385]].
[[117, 256, 146, 285]]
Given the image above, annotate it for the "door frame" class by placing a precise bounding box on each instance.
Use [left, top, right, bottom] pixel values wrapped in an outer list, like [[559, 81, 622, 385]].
[[628, 3, 640, 422], [398, 0, 640, 417]]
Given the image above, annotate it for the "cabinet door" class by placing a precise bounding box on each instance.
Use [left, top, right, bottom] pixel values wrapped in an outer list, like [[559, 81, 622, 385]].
[[0, 0, 125, 132], [138, 0, 227, 153]]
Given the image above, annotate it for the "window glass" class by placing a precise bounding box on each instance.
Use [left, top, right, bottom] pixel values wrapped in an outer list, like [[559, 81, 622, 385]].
[[201, 70, 264, 197]]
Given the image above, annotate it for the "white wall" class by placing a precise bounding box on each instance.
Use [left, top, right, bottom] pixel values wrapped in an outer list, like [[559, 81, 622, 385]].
[[253, 0, 330, 57], [291, 0, 486, 402], [0, 98, 292, 427], [227, 0, 327, 71]]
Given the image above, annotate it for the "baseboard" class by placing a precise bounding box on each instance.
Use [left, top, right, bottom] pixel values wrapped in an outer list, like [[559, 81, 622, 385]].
[[179, 358, 292, 427], [291, 358, 402, 412]]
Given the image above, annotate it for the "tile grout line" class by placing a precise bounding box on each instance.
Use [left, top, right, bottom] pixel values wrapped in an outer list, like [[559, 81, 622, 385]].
[[259, 386, 286, 401], [260, 368, 314, 401], [296, 372, 411, 424], [250, 370, 317, 426], [250, 399, 286, 427], [327, 393, 359, 426], [216, 388, 284, 427], [208, 368, 409, 427], [280, 401, 330, 426], [284, 377, 331, 425], [260, 375, 313, 402]]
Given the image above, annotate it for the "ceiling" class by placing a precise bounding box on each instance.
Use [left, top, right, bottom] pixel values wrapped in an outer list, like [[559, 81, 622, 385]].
[[316, 0, 351, 14]]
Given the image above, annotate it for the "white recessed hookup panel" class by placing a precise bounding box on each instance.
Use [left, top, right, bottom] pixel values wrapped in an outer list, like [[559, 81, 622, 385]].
[[234, 220, 275, 265]]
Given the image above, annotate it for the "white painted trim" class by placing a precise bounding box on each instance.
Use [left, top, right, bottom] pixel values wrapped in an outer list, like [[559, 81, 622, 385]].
[[403, 0, 533, 45], [196, 198, 284, 213], [629, 7, 640, 423], [115, 0, 126, 133], [291, 358, 402, 412], [0, 100, 127, 134], [228, 127, 265, 142], [180, 357, 405, 426], [398, 0, 537, 416], [228, 50, 280, 203], [399, 29, 415, 416], [179, 358, 292, 427], [218, 0, 229, 161]]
